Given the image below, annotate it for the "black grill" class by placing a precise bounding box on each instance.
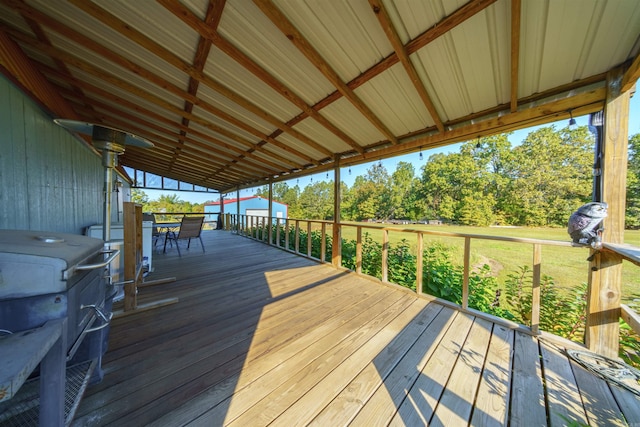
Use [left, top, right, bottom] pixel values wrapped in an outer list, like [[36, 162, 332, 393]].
[[0, 229, 117, 426]]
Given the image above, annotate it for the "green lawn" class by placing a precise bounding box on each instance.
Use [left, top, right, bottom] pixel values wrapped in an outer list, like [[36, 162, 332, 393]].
[[336, 222, 640, 305]]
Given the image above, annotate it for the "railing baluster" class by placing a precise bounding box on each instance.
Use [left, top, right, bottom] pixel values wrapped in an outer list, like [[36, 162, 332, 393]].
[[282, 218, 288, 250], [463, 237, 471, 310], [532, 243, 541, 334], [275, 217, 281, 247], [356, 226, 362, 275], [416, 232, 423, 295], [295, 220, 300, 254], [307, 221, 312, 257], [321, 223, 326, 262], [382, 229, 389, 283]]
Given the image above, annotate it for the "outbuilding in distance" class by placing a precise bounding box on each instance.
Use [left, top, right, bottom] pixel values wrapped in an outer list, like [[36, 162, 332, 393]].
[[204, 196, 288, 228]]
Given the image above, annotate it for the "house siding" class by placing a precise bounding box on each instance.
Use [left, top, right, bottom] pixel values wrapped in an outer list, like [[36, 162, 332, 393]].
[[0, 76, 107, 234]]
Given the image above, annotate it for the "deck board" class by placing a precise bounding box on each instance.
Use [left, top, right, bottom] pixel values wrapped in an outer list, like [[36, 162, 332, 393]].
[[71, 230, 640, 426]]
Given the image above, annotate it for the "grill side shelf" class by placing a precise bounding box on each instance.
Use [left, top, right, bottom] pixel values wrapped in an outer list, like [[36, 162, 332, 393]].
[[0, 319, 64, 403]]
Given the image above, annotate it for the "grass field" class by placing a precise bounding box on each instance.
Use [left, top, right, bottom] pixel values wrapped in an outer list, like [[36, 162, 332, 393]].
[[332, 222, 640, 305]]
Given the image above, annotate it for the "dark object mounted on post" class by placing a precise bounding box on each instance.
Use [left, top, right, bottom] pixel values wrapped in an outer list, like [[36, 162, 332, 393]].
[[568, 202, 608, 247]]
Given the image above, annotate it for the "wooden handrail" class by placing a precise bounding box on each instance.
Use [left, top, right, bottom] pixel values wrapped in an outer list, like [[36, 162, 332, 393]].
[[621, 304, 640, 336]]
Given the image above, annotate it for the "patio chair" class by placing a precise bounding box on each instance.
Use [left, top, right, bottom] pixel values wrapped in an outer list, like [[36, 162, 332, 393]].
[[163, 216, 205, 256]]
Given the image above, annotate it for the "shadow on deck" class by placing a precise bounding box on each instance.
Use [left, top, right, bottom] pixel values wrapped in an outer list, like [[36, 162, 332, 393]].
[[72, 230, 640, 426]]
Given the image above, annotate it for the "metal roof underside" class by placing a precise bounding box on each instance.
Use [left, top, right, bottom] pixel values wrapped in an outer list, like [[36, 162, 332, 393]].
[[1, 0, 640, 192]]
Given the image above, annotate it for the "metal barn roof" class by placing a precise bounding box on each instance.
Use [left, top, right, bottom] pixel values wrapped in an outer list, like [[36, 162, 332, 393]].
[[1, 0, 639, 192]]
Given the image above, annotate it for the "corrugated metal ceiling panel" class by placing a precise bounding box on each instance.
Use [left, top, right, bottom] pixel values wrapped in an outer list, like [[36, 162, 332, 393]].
[[291, 117, 354, 155], [272, 0, 393, 82], [218, 0, 335, 105], [388, 0, 467, 41], [92, 0, 200, 65], [190, 104, 266, 146], [204, 45, 302, 123], [320, 97, 387, 146], [355, 63, 435, 135]]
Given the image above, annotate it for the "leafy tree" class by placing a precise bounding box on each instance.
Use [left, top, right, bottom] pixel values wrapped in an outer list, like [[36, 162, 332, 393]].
[[502, 126, 593, 226], [389, 162, 419, 220], [418, 143, 496, 225], [131, 188, 149, 205], [298, 180, 334, 219], [343, 175, 379, 221], [468, 134, 512, 222], [626, 133, 640, 228]]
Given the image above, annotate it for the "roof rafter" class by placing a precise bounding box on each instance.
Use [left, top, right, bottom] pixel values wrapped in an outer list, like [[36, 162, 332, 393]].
[[70, 99, 278, 177], [368, 0, 444, 133], [622, 52, 640, 93], [65, 0, 333, 159], [158, 0, 365, 155], [254, 0, 400, 145], [0, 23, 322, 172], [286, 0, 499, 129], [0, 2, 324, 166], [169, 0, 226, 173], [43, 63, 305, 171]]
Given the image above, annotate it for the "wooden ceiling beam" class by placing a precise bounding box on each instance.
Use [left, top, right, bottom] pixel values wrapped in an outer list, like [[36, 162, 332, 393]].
[[56, 83, 297, 176], [170, 0, 226, 171], [254, 0, 399, 145], [72, 99, 283, 176], [65, 0, 333, 159], [4, 24, 316, 170], [44, 65, 303, 170], [71, 105, 272, 180], [0, 28, 78, 121], [0, 11, 321, 166], [285, 0, 498, 129], [158, 0, 365, 155], [368, 0, 444, 133]]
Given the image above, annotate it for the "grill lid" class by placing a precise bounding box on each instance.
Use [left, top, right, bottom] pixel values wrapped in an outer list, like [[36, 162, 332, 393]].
[[0, 230, 105, 299], [0, 230, 104, 266]]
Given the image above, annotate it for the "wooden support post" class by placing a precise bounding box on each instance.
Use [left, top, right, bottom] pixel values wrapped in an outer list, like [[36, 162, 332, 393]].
[[356, 226, 363, 274], [285, 218, 290, 249], [119, 202, 178, 316], [236, 187, 241, 234], [123, 202, 141, 311], [307, 221, 312, 257], [585, 68, 630, 358], [268, 181, 273, 245]]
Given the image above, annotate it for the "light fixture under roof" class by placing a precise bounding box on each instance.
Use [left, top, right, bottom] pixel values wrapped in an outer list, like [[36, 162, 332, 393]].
[[568, 110, 577, 129]]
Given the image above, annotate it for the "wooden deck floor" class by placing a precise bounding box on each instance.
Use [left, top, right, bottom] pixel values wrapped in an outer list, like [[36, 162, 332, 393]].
[[72, 230, 640, 426]]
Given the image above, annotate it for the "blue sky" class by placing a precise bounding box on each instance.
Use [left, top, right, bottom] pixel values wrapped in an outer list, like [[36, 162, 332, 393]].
[[145, 94, 640, 204]]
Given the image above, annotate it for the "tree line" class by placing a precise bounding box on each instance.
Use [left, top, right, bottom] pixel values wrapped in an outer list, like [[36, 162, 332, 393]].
[[132, 125, 640, 229], [257, 125, 640, 228]]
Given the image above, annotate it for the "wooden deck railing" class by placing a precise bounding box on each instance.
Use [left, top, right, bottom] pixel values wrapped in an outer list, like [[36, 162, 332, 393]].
[[226, 214, 639, 343]]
